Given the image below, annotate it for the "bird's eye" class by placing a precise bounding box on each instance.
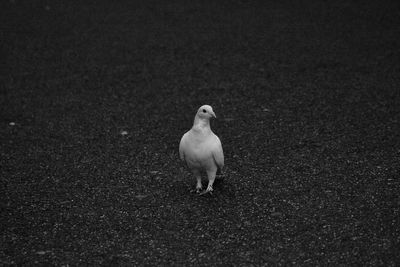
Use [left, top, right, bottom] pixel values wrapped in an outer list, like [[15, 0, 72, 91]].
[[202, 109, 207, 113]]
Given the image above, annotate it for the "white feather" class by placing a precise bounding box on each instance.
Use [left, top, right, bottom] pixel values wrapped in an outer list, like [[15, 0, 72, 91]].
[[179, 105, 224, 194]]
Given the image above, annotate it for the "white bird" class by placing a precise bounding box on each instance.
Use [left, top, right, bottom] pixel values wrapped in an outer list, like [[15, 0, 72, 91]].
[[179, 105, 224, 195]]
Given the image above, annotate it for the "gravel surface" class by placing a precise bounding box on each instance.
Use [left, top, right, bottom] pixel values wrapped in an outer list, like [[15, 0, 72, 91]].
[[1, 0, 400, 265]]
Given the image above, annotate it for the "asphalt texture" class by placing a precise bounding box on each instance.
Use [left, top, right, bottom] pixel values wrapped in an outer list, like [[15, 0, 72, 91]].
[[1, 0, 400, 265]]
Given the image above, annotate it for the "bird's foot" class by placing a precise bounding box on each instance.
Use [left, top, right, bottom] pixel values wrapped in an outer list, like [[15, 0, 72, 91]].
[[191, 187, 203, 194], [199, 187, 213, 196]]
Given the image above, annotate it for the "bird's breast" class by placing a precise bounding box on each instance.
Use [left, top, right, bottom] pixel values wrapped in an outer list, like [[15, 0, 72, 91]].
[[184, 141, 214, 169]]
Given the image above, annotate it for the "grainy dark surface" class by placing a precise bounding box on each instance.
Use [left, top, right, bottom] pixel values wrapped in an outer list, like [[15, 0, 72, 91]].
[[1, 0, 400, 265]]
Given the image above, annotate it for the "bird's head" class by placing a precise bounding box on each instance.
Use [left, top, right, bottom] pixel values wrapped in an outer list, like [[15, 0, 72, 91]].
[[196, 105, 216, 120]]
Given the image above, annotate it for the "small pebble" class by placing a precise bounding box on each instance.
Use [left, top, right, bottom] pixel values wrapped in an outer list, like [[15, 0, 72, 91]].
[[135, 194, 148, 200], [121, 130, 128, 136], [9, 122, 15, 126]]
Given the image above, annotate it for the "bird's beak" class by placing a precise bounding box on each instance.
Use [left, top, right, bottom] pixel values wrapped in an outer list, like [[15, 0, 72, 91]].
[[211, 111, 216, 118]]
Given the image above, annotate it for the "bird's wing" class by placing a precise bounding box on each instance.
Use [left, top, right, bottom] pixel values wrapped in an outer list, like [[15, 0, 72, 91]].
[[179, 131, 191, 160], [179, 132, 188, 161], [211, 135, 224, 170]]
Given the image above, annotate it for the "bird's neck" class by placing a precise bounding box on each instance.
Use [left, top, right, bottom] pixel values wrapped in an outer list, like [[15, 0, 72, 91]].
[[192, 116, 211, 133]]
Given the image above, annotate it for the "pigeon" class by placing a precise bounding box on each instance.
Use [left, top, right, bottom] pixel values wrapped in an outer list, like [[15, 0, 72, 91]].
[[179, 105, 224, 195]]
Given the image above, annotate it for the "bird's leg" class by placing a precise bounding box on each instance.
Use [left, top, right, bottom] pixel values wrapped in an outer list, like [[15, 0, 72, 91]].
[[205, 180, 214, 193], [191, 170, 202, 193], [200, 170, 216, 195], [195, 176, 202, 193]]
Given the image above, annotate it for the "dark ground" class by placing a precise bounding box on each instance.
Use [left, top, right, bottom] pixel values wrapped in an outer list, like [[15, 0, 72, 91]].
[[1, 0, 400, 265]]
